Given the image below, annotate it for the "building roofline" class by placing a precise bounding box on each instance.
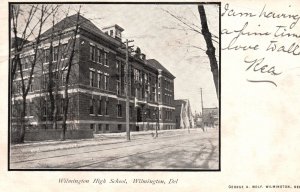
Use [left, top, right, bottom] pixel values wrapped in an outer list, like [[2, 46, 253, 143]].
[[102, 24, 124, 32], [146, 59, 175, 79]]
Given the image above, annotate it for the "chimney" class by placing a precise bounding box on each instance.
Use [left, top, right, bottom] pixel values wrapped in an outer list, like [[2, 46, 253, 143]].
[[140, 53, 146, 60], [134, 47, 146, 60]]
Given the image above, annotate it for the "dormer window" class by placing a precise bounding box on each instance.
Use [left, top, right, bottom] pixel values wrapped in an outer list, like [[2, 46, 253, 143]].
[[102, 24, 124, 41], [115, 30, 121, 39]]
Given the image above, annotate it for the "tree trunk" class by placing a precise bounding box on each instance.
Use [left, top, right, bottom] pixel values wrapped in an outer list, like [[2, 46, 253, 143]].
[[52, 98, 58, 129], [198, 5, 219, 100], [48, 49, 55, 122], [48, 12, 58, 126], [61, 10, 81, 140], [19, 95, 27, 143]]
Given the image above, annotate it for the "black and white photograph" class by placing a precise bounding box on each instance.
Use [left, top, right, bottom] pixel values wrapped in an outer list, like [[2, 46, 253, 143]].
[[9, 2, 220, 170]]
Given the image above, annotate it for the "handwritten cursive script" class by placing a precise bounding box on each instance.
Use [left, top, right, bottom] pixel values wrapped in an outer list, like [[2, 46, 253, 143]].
[[222, 3, 299, 87], [244, 57, 282, 87]]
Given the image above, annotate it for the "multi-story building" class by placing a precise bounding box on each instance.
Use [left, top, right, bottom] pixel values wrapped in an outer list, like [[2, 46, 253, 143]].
[[11, 14, 176, 133]]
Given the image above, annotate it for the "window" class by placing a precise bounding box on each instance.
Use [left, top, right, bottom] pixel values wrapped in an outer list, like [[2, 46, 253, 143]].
[[61, 44, 68, 59], [144, 73, 148, 83], [43, 74, 49, 90], [134, 69, 138, 81], [164, 110, 172, 120], [136, 87, 141, 99], [97, 48, 102, 63], [117, 104, 122, 117], [105, 100, 109, 115], [158, 78, 161, 88], [116, 60, 121, 95], [116, 82, 121, 95], [90, 45, 93, 61], [90, 45, 96, 61], [116, 30, 121, 38], [147, 108, 151, 119], [118, 124, 122, 131], [165, 110, 168, 120], [19, 58, 24, 70], [151, 87, 156, 101], [97, 73, 101, 88], [104, 75, 109, 90], [89, 70, 95, 87], [97, 99, 102, 115], [90, 124, 94, 130], [104, 75, 107, 90], [44, 49, 50, 63], [121, 63, 125, 95], [110, 30, 113, 36], [98, 124, 102, 131], [89, 99, 94, 115], [106, 124, 109, 131], [104, 52, 108, 66], [22, 57, 30, 70], [159, 109, 162, 120], [61, 71, 66, 86], [53, 46, 58, 62], [145, 86, 149, 100]]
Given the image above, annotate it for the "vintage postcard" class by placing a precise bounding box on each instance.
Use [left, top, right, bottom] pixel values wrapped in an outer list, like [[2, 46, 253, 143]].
[[8, 2, 220, 170], [1, 0, 300, 191]]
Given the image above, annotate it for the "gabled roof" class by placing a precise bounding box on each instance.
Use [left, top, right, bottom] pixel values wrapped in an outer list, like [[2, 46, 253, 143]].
[[146, 59, 175, 79], [42, 14, 94, 37], [41, 14, 119, 46]]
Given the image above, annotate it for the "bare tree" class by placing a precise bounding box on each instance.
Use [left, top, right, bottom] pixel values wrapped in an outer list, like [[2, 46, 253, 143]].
[[11, 4, 59, 143], [198, 5, 219, 100], [11, 5, 38, 80], [46, 6, 69, 130], [162, 6, 219, 100], [61, 8, 81, 140]]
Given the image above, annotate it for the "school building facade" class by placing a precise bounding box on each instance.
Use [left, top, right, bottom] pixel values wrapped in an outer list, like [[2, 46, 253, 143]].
[[11, 14, 176, 133]]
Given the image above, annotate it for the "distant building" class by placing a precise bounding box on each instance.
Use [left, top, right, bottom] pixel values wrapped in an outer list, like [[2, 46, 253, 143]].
[[202, 107, 219, 127], [174, 99, 194, 129], [11, 14, 176, 133], [194, 112, 202, 127]]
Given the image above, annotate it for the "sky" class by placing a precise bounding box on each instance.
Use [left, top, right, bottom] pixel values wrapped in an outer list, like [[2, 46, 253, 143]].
[[19, 4, 219, 113]]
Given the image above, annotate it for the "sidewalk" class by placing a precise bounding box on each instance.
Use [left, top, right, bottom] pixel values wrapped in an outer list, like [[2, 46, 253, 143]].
[[11, 128, 211, 154]]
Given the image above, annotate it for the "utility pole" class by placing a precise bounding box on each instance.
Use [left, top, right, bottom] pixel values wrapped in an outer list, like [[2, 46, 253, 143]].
[[200, 88, 204, 115], [125, 39, 134, 141]]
